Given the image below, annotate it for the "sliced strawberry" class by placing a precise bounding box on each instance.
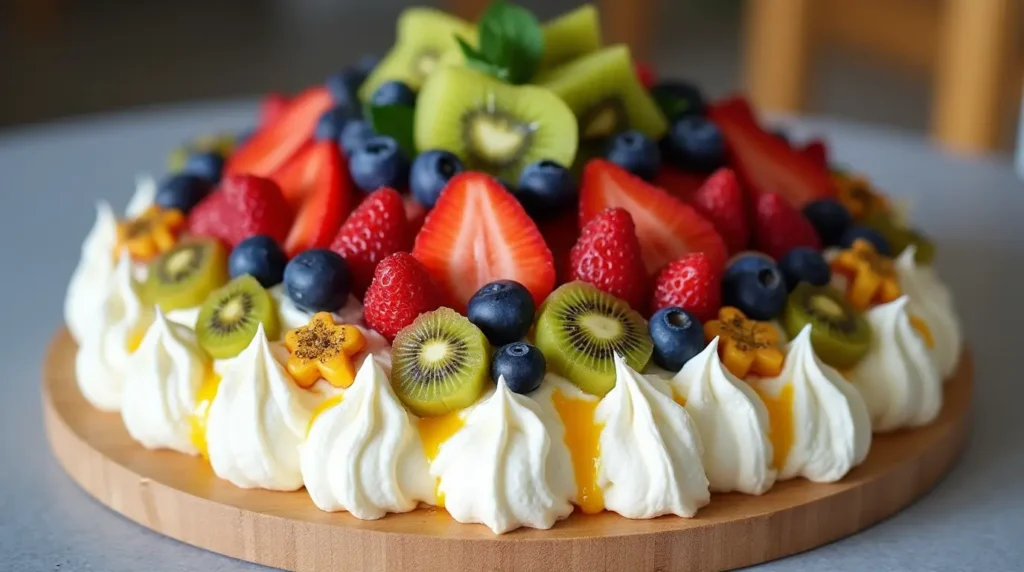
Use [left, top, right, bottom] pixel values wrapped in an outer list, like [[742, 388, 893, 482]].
[[580, 159, 728, 274], [404, 196, 429, 236], [800, 139, 829, 170], [226, 86, 333, 178], [260, 92, 291, 128], [688, 168, 750, 254], [412, 172, 555, 312], [653, 166, 707, 202], [708, 97, 836, 208], [635, 62, 657, 90], [269, 140, 317, 209], [283, 141, 352, 258], [537, 209, 580, 284]]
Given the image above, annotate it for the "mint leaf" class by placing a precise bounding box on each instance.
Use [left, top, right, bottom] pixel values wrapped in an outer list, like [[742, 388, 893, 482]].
[[456, 35, 512, 82], [366, 104, 416, 158], [454, 1, 544, 85]]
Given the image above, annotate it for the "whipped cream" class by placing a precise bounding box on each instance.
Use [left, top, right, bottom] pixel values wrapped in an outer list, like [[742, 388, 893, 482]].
[[668, 339, 776, 494], [125, 174, 157, 218], [65, 201, 118, 342], [122, 309, 211, 454], [849, 296, 942, 432], [165, 306, 200, 329], [431, 380, 575, 534], [75, 251, 154, 411], [895, 247, 962, 380], [751, 326, 871, 482], [205, 324, 321, 490], [302, 356, 434, 519], [597, 355, 709, 519]]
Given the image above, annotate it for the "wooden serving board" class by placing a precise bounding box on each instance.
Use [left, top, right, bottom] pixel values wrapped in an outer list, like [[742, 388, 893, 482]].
[[42, 328, 972, 572]]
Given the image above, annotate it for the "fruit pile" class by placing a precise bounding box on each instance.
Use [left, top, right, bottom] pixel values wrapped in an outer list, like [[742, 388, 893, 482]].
[[121, 0, 938, 414]]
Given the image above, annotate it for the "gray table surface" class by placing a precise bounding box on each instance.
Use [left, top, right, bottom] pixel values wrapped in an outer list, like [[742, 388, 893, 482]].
[[1, 101, 1022, 572]]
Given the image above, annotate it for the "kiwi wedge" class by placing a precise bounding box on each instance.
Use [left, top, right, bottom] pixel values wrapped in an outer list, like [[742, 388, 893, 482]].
[[391, 307, 490, 418], [534, 281, 653, 396], [782, 283, 871, 370], [415, 66, 578, 182], [196, 275, 280, 359], [539, 5, 603, 71], [358, 8, 476, 101], [538, 45, 668, 144], [146, 238, 228, 311], [862, 212, 936, 264]]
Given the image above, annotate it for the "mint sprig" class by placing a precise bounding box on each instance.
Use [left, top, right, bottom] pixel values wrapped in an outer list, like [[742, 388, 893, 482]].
[[456, 0, 544, 84], [366, 104, 416, 158]]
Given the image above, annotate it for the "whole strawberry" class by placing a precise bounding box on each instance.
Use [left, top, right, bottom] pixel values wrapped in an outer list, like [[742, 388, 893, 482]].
[[569, 208, 649, 311], [363, 252, 441, 341], [188, 174, 293, 248], [689, 168, 749, 254], [753, 193, 822, 260], [651, 252, 722, 323], [330, 187, 412, 297]]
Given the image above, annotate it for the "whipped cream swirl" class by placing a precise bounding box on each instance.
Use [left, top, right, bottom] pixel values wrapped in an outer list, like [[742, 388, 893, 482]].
[[849, 296, 942, 432], [205, 324, 321, 490], [597, 355, 709, 519], [752, 326, 871, 482], [75, 251, 153, 411], [431, 379, 575, 534], [65, 201, 118, 342], [302, 356, 434, 519], [668, 339, 776, 494], [125, 174, 157, 217], [895, 247, 962, 380], [122, 309, 211, 454]]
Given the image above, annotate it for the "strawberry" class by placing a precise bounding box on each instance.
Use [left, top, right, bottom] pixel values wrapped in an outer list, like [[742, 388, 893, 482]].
[[260, 92, 291, 128], [653, 166, 707, 202], [188, 174, 293, 248], [283, 141, 351, 258], [412, 172, 556, 312], [651, 252, 722, 323], [569, 208, 649, 312], [800, 139, 829, 169], [708, 97, 836, 207], [580, 159, 728, 274], [270, 141, 318, 209], [226, 86, 333, 178], [689, 168, 749, 254], [404, 196, 429, 236], [330, 187, 412, 297], [537, 209, 580, 284], [752, 193, 822, 260], [363, 252, 441, 342], [635, 62, 657, 90]]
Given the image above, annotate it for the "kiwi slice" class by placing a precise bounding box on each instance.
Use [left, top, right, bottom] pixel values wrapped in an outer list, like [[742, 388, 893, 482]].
[[862, 212, 936, 264], [196, 275, 280, 359], [538, 45, 668, 143], [415, 66, 578, 182], [538, 5, 602, 71], [146, 238, 228, 311], [391, 307, 490, 418], [534, 281, 653, 396], [358, 8, 476, 101], [782, 283, 872, 370]]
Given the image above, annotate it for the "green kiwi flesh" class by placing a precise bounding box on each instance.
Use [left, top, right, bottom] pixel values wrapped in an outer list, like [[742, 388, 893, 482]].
[[145, 238, 228, 311], [534, 281, 653, 396], [782, 283, 872, 370], [539, 5, 602, 71], [196, 275, 279, 359]]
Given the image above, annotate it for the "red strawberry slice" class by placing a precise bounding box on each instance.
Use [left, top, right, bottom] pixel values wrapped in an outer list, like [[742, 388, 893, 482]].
[[653, 166, 707, 202], [635, 62, 657, 90], [537, 209, 580, 284], [412, 172, 555, 312], [260, 92, 291, 128], [580, 159, 728, 274], [283, 141, 351, 258], [708, 97, 836, 208], [799, 139, 829, 170], [226, 86, 333, 178], [330, 187, 412, 297], [689, 168, 750, 254], [188, 174, 293, 249], [269, 141, 317, 209]]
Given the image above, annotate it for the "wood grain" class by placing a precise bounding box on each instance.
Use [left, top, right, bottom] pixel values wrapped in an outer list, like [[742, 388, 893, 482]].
[[42, 328, 972, 572]]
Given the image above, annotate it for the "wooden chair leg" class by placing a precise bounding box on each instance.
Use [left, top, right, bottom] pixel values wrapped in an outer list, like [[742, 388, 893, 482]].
[[743, 0, 814, 113], [601, 0, 656, 62], [933, 0, 1018, 153]]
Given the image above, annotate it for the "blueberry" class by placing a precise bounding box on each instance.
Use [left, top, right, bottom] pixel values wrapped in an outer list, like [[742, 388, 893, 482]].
[[516, 160, 576, 217], [370, 80, 416, 108], [349, 136, 411, 193], [661, 115, 726, 171], [649, 307, 706, 371], [467, 280, 536, 346], [314, 105, 358, 142], [606, 130, 661, 181], [354, 54, 380, 77], [803, 198, 852, 246], [325, 68, 365, 112], [154, 173, 213, 214], [722, 255, 788, 320], [410, 150, 463, 208], [182, 151, 224, 183], [840, 225, 891, 256], [229, 235, 288, 288], [283, 249, 351, 313], [778, 247, 831, 291], [340, 119, 375, 157], [650, 80, 706, 120], [491, 342, 546, 394]]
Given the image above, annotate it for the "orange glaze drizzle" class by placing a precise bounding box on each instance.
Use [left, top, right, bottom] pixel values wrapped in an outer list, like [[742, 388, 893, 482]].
[[753, 382, 795, 469], [909, 315, 935, 349], [188, 369, 221, 458], [672, 391, 687, 408], [552, 389, 604, 514], [416, 412, 465, 507], [306, 394, 345, 436]]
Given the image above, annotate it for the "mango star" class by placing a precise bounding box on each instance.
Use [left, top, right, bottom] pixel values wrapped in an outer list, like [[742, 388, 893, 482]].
[[285, 312, 367, 389], [705, 307, 785, 379], [115, 205, 185, 262], [831, 238, 902, 310]]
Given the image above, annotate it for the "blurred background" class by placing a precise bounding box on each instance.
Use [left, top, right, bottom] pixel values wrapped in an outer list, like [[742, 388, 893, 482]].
[[2, 0, 1021, 154]]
